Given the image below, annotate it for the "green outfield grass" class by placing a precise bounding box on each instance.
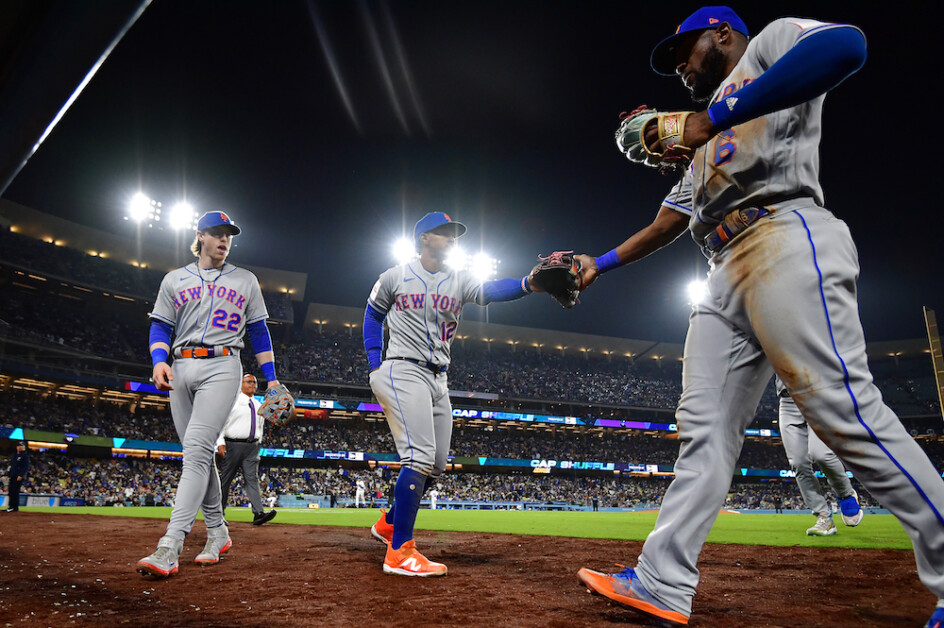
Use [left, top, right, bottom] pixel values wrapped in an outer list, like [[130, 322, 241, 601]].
[[21, 506, 912, 550]]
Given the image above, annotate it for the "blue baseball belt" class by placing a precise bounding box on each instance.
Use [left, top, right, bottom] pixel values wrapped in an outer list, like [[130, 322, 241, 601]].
[[704, 207, 771, 253]]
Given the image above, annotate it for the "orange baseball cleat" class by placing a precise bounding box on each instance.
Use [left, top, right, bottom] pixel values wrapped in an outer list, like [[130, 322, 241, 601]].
[[371, 508, 394, 544], [578, 566, 689, 626], [383, 540, 447, 577]]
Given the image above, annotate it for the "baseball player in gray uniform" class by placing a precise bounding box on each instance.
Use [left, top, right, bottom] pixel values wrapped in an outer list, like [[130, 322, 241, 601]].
[[364, 211, 536, 576], [776, 377, 863, 536], [137, 211, 284, 578], [572, 7, 944, 626]]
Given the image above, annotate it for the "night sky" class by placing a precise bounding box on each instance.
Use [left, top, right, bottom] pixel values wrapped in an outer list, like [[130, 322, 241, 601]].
[[3, 1, 939, 343]]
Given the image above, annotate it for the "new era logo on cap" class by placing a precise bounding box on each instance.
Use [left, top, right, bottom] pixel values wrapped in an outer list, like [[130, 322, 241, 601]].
[[651, 6, 749, 75], [413, 212, 467, 242]]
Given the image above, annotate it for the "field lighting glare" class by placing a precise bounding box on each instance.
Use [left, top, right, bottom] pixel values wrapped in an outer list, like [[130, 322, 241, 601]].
[[392, 238, 415, 264], [470, 252, 498, 281], [129, 193, 152, 222], [169, 202, 195, 231], [687, 280, 708, 305], [445, 246, 468, 271]]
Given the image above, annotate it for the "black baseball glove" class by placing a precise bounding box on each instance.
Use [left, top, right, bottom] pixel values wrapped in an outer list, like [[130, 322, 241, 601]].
[[529, 251, 581, 309]]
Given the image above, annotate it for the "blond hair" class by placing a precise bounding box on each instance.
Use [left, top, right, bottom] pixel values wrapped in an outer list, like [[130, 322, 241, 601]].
[[190, 232, 201, 258]]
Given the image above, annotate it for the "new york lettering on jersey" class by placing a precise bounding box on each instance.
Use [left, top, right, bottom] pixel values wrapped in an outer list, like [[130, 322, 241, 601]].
[[393, 293, 463, 317], [171, 283, 248, 311], [370, 262, 481, 369], [151, 262, 267, 351]]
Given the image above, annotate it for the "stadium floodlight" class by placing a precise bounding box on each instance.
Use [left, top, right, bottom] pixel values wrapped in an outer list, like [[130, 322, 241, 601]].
[[445, 248, 500, 280], [687, 279, 708, 305], [392, 237, 416, 264], [445, 246, 467, 271], [169, 202, 195, 231], [129, 192, 152, 223], [469, 252, 498, 282]]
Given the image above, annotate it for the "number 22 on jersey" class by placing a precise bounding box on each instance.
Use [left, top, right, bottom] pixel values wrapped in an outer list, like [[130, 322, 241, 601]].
[[212, 309, 242, 331]]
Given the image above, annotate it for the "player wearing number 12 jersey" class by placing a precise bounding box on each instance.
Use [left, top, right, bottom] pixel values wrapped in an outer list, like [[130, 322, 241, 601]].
[[364, 212, 536, 576]]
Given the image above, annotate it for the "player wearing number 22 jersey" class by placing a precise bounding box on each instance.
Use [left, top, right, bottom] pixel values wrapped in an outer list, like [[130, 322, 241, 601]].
[[364, 212, 536, 577], [137, 210, 284, 579]]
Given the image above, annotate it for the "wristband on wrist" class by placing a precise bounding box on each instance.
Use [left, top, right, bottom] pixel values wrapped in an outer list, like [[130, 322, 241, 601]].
[[260, 361, 277, 382], [594, 249, 622, 274], [521, 275, 532, 294], [151, 348, 169, 367]]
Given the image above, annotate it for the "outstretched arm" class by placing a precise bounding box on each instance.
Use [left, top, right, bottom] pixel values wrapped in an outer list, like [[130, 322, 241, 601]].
[[479, 275, 539, 305], [576, 205, 689, 290]]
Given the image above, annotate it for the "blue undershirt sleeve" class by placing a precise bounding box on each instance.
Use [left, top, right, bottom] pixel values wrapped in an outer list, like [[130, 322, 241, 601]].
[[247, 320, 278, 381], [148, 320, 173, 366], [480, 277, 531, 305], [707, 26, 866, 130], [246, 319, 273, 353], [363, 303, 386, 371]]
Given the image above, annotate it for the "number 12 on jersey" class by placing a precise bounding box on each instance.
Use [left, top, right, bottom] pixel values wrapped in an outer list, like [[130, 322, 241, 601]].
[[439, 321, 457, 341]]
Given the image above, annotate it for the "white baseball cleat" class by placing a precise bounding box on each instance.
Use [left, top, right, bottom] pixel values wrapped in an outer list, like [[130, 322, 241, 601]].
[[195, 525, 232, 565], [839, 490, 864, 527], [806, 514, 838, 536]]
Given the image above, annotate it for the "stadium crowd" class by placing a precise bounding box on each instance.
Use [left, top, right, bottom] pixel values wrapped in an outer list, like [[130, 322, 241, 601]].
[[1, 226, 940, 516], [2, 224, 938, 415], [4, 389, 942, 473], [0, 228, 164, 297], [6, 449, 887, 513], [1, 276, 935, 417]]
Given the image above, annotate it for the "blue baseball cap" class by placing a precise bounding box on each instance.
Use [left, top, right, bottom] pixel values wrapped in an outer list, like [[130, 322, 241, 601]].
[[197, 210, 240, 235], [413, 212, 466, 243], [650, 6, 749, 76]]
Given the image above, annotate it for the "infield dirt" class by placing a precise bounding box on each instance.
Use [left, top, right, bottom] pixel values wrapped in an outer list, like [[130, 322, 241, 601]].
[[0, 512, 934, 626]]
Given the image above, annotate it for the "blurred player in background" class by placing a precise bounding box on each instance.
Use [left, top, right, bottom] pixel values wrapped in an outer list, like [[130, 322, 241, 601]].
[[355, 478, 367, 508], [137, 211, 284, 578], [777, 378, 863, 536], [364, 212, 538, 577]]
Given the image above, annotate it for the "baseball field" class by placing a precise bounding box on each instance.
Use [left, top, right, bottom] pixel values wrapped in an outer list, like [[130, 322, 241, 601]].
[[0, 508, 934, 626]]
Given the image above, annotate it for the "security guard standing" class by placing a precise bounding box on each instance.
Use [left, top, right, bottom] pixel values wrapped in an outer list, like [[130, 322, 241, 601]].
[[5, 441, 29, 512], [217, 374, 276, 525]]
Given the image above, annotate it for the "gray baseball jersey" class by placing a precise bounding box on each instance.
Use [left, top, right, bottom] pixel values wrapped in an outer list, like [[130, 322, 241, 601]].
[[630, 18, 944, 617], [368, 261, 484, 369], [150, 262, 268, 352], [666, 18, 859, 248]]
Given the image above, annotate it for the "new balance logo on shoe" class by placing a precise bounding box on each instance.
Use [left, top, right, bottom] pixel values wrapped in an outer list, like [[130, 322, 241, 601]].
[[402, 557, 422, 572]]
